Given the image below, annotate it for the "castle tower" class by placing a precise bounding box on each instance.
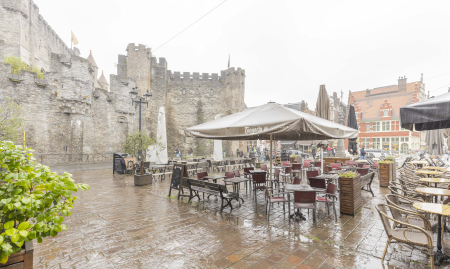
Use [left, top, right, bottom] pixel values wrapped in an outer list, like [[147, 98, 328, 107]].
[[87, 50, 100, 88], [98, 71, 109, 91], [125, 43, 151, 95]]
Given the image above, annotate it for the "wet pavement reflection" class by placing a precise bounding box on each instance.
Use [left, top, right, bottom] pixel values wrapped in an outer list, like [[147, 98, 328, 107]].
[[33, 166, 450, 268]]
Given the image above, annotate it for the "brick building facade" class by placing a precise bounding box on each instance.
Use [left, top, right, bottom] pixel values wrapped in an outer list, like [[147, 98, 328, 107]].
[[347, 76, 426, 153]]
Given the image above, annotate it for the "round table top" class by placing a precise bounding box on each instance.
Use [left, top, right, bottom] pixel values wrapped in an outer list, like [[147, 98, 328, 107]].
[[413, 203, 450, 216], [415, 170, 443, 175], [408, 161, 428, 164], [415, 187, 450, 196], [355, 160, 369, 163], [421, 166, 448, 171], [419, 178, 450, 184]]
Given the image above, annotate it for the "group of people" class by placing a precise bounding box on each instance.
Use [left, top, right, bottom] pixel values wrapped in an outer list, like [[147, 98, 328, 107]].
[[311, 144, 336, 159]]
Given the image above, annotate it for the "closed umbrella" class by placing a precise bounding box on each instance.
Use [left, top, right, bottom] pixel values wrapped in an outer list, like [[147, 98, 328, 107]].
[[315, 85, 330, 171], [425, 129, 444, 156], [347, 105, 358, 155], [442, 129, 450, 149]]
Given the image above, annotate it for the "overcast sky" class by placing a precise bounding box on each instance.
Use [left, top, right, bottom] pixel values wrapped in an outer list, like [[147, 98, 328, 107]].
[[34, 0, 450, 109]]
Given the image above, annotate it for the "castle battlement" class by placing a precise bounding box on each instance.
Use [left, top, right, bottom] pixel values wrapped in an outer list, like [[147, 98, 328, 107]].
[[168, 68, 244, 82], [151, 57, 167, 68]]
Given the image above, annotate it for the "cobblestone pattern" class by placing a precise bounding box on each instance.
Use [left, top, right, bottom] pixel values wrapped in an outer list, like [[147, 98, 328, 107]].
[[32, 168, 447, 269]]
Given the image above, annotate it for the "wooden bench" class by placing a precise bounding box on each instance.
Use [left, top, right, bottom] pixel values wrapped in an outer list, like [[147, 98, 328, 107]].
[[186, 178, 239, 211], [361, 172, 375, 197]]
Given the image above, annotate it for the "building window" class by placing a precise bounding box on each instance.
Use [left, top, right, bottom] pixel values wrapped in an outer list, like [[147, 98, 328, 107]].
[[391, 121, 399, 131], [373, 122, 380, 132], [401, 143, 409, 154], [391, 137, 399, 151], [382, 138, 390, 150], [383, 110, 389, 117], [373, 138, 380, 149], [400, 137, 409, 142], [366, 124, 370, 132], [362, 138, 370, 148], [382, 121, 390, 131]]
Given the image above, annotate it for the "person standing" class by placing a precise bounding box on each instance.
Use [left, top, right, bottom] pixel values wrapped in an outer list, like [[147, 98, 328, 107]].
[[360, 146, 366, 160], [175, 147, 180, 158], [332, 147, 336, 157], [311, 143, 317, 159], [236, 148, 239, 157]]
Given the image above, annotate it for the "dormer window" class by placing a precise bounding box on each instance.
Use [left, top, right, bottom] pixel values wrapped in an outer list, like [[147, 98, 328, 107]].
[[383, 110, 389, 117]]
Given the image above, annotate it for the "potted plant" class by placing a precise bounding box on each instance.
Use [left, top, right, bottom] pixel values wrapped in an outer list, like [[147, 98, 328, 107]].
[[123, 131, 165, 186], [0, 141, 88, 267], [338, 171, 362, 216], [378, 156, 395, 187]]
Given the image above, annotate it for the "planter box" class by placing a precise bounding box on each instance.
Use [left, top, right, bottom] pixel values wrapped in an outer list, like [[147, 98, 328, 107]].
[[290, 156, 302, 163], [134, 173, 152, 186], [339, 175, 362, 216], [0, 241, 33, 268], [324, 157, 351, 167], [378, 162, 394, 187]]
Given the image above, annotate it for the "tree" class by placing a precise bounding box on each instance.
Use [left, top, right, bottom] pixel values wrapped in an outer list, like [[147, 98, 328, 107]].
[[123, 131, 166, 174], [0, 98, 24, 143]]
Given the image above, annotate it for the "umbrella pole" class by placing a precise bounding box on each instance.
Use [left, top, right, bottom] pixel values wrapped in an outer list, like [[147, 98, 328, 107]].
[[270, 134, 273, 182], [321, 147, 323, 174]]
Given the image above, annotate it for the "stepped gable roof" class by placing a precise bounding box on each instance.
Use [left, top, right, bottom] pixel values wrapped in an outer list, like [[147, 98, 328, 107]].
[[351, 81, 418, 121], [87, 50, 97, 68], [99, 71, 109, 85]]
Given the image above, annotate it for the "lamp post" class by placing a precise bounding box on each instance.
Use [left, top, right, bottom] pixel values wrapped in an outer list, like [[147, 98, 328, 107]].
[[129, 87, 152, 167]]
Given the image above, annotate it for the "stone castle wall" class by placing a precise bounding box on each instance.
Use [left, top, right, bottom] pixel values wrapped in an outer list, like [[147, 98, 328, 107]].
[[0, 2, 246, 165], [0, 0, 71, 71]]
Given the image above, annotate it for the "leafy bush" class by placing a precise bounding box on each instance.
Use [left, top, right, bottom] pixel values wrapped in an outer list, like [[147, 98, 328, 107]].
[[384, 155, 394, 160], [4, 56, 44, 79], [0, 98, 24, 143], [378, 161, 393, 164], [123, 131, 166, 165], [338, 171, 357, 178], [0, 141, 88, 263]]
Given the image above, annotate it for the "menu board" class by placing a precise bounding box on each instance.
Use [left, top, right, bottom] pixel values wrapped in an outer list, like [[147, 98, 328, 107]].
[[168, 164, 188, 199]]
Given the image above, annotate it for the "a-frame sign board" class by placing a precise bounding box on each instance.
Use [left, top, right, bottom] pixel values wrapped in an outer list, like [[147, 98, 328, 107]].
[[168, 163, 189, 199]]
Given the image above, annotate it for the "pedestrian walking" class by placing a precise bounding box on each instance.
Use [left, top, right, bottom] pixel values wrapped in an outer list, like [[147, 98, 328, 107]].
[[311, 143, 317, 159], [332, 147, 336, 157], [360, 146, 366, 160]]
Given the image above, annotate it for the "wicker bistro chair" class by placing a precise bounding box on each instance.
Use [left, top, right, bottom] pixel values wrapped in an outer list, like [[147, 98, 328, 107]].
[[264, 186, 290, 220], [267, 168, 280, 190], [294, 191, 317, 222], [252, 172, 270, 203], [306, 170, 320, 179], [357, 163, 365, 168], [375, 203, 435, 268], [326, 166, 333, 172], [385, 194, 437, 231], [314, 161, 322, 169], [316, 183, 338, 221]]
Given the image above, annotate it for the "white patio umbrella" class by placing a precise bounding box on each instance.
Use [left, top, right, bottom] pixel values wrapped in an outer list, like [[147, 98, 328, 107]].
[[185, 102, 358, 181]]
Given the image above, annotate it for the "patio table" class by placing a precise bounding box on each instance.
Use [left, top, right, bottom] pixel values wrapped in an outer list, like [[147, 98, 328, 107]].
[[223, 177, 247, 202], [315, 174, 340, 184], [149, 165, 167, 180], [203, 175, 226, 183], [415, 170, 443, 177], [422, 167, 448, 172], [408, 160, 428, 168], [419, 178, 450, 188], [416, 187, 450, 203], [413, 203, 450, 266], [355, 160, 369, 163]]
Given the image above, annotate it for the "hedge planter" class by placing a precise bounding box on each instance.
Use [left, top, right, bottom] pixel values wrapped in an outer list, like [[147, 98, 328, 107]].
[[378, 162, 394, 187], [0, 241, 33, 269], [134, 173, 153, 186], [339, 175, 362, 216]]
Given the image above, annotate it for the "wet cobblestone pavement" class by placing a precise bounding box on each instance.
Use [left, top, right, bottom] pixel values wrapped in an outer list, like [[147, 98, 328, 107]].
[[33, 166, 450, 268]]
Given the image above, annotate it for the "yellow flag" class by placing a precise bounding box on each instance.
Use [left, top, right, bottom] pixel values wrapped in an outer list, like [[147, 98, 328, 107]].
[[71, 31, 79, 46]]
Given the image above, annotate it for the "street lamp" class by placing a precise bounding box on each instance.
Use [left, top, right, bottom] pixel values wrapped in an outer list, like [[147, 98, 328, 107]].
[[129, 87, 152, 162]]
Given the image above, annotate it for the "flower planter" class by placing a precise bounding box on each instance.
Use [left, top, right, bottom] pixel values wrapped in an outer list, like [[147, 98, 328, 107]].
[[134, 173, 153, 186], [324, 157, 351, 167], [338, 175, 362, 216], [378, 162, 394, 187], [0, 241, 33, 269]]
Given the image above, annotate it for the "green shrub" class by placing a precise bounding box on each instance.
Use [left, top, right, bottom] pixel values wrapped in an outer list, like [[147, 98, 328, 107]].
[[4, 56, 44, 79], [0, 141, 88, 263], [378, 161, 393, 164], [384, 155, 394, 160], [339, 171, 357, 178]]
